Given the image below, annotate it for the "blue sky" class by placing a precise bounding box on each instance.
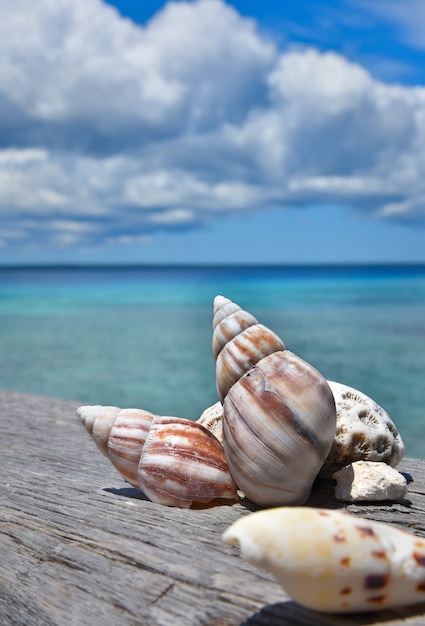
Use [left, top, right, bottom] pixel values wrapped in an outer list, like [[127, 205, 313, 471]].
[[1, 0, 425, 264]]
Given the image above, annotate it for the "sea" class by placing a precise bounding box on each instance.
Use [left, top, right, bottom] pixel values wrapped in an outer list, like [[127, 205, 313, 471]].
[[1, 264, 424, 459]]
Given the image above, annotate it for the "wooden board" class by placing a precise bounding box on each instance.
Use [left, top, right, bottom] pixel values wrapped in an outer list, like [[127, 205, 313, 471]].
[[1, 389, 425, 626]]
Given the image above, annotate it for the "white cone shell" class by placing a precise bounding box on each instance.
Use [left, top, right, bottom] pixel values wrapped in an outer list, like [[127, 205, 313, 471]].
[[223, 507, 425, 613]]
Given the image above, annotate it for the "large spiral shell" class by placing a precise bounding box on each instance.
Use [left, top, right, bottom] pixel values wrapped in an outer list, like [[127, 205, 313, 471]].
[[213, 296, 336, 506]]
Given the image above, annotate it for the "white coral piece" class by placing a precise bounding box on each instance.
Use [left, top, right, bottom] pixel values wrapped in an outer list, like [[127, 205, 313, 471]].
[[321, 381, 405, 476]]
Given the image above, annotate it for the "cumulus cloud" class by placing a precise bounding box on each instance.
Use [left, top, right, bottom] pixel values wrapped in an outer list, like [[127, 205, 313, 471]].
[[1, 0, 425, 251]]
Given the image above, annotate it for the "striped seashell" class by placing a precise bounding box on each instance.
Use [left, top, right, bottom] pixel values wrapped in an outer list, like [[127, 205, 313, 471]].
[[77, 405, 121, 456], [78, 405, 154, 487], [107, 408, 155, 488], [78, 405, 237, 508], [213, 296, 336, 507], [223, 507, 425, 613], [138, 416, 238, 508], [213, 297, 285, 403]]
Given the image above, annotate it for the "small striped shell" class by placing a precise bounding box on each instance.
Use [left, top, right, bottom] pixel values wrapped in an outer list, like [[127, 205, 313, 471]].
[[138, 416, 238, 508], [78, 405, 237, 508], [223, 507, 425, 613], [213, 296, 336, 506]]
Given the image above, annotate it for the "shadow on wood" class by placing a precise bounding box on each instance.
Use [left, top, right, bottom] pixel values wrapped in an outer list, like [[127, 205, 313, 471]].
[[241, 600, 425, 626]]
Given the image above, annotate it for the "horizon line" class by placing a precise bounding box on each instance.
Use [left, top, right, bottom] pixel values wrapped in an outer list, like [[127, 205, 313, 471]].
[[1, 261, 425, 270]]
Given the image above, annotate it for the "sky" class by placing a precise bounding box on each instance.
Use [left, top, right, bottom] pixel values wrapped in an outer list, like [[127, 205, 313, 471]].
[[1, 0, 425, 265]]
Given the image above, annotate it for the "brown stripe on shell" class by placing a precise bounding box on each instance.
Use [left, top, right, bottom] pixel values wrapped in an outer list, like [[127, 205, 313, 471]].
[[224, 380, 301, 475], [78, 405, 121, 456], [141, 426, 230, 472], [212, 297, 241, 330], [108, 421, 153, 457], [139, 461, 233, 496], [138, 416, 238, 507], [212, 309, 259, 358], [417, 581, 425, 592], [227, 360, 327, 464], [254, 350, 336, 455], [107, 408, 155, 487], [216, 324, 285, 402], [221, 351, 335, 506], [223, 378, 320, 506]]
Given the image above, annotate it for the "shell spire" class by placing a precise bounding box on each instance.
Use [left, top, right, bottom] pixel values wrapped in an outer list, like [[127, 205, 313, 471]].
[[78, 405, 121, 457], [213, 295, 286, 402], [223, 507, 425, 613], [213, 296, 336, 507]]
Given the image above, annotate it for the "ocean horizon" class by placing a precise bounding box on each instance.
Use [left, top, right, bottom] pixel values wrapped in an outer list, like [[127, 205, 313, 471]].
[[1, 263, 424, 459]]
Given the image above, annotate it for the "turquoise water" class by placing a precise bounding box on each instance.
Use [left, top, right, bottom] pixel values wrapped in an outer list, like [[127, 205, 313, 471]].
[[1, 264, 424, 459]]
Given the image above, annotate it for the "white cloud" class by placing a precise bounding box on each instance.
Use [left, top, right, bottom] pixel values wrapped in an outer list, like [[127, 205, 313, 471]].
[[0, 0, 425, 252], [148, 208, 194, 224]]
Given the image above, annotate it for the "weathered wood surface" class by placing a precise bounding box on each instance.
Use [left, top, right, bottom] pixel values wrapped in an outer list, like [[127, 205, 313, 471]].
[[1, 389, 425, 626]]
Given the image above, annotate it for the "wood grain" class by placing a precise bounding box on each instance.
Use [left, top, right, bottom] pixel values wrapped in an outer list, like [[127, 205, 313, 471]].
[[1, 389, 425, 626]]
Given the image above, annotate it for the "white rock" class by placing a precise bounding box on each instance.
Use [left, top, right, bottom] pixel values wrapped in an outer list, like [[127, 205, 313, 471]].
[[321, 381, 405, 476], [196, 401, 223, 443], [333, 460, 408, 502]]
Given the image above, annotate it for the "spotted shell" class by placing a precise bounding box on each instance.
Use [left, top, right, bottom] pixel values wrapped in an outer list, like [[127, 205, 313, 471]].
[[223, 507, 425, 613], [213, 296, 336, 507]]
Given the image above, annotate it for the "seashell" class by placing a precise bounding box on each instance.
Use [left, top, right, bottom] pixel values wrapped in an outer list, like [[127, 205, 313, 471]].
[[197, 401, 224, 444], [332, 460, 408, 502], [138, 416, 238, 508], [320, 381, 405, 476], [223, 506, 425, 613], [78, 405, 154, 487], [213, 295, 336, 507], [78, 405, 237, 508], [77, 405, 121, 456], [213, 296, 286, 404], [107, 408, 155, 488]]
